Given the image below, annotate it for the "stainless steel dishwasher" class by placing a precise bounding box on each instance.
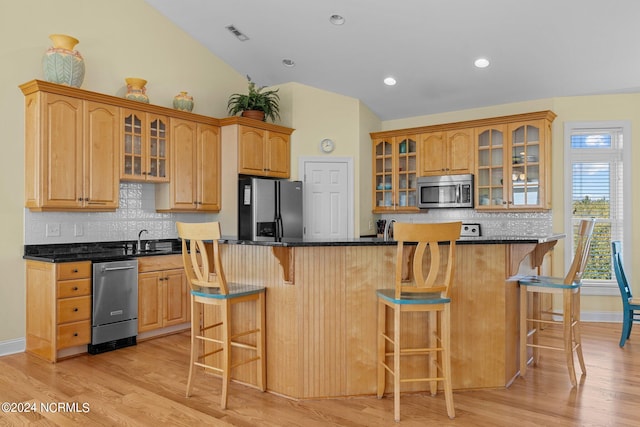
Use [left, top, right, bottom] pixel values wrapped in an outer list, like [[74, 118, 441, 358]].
[[89, 259, 138, 354]]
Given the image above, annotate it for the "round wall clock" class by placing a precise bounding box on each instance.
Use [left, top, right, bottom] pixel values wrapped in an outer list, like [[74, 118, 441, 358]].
[[320, 138, 335, 153]]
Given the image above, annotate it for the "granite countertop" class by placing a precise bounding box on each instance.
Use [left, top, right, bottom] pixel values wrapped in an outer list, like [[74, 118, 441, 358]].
[[23, 239, 182, 263], [219, 234, 566, 247], [24, 234, 566, 262]]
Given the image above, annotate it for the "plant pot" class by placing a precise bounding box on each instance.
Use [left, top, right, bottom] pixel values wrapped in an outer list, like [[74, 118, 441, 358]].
[[241, 110, 265, 121], [42, 34, 85, 88], [125, 78, 149, 103]]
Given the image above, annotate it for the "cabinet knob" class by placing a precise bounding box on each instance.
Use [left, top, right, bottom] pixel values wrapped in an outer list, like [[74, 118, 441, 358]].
[[73, 332, 78, 337], [73, 307, 79, 312], [72, 269, 78, 273], [72, 286, 78, 291]]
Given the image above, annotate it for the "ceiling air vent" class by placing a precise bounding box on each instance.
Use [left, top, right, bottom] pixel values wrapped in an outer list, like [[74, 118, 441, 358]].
[[226, 25, 249, 42]]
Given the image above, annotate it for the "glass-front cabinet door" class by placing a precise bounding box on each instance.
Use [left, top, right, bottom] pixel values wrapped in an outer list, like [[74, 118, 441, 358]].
[[122, 110, 144, 179], [508, 121, 542, 208], [476, 125, 506, 209], [373, 135, 418, 212], [121, 110, 169, 182], [476, 119, 548, 210], [146, 114, 168, 182]]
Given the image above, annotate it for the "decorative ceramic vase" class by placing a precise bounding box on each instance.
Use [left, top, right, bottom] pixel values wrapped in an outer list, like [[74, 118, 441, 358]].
[[173, 91, 194, 112], [125, 78, 149, 103], [42, 34, 85, 88]]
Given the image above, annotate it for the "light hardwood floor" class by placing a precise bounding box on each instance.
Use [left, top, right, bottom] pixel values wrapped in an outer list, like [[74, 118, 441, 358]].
[[0, 322, 638, 426]]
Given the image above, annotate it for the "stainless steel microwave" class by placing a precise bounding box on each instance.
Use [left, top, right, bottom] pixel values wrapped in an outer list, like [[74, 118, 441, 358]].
[[417, 174, 474, 208]]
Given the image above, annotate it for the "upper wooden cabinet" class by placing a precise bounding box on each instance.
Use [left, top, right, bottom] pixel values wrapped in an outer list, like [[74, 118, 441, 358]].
[[476, 115, 555, 211], [155, 119, 221, 212], [238, 125, 290, 177], [371, 110, 556, 212], [20, 80, 222, 212], [22, 87, 120, 211], [220, 117, 294, 179], [419, 128, 474, 176], [121, 109, 169, 182], [371, 135, 419, 212]]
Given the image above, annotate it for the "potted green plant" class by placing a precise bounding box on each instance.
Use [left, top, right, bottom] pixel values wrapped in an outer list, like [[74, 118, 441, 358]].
[[227, 75, 280, 122]]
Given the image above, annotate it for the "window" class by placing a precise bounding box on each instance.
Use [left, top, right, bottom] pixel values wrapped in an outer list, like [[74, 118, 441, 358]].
[[564, 122, 631, 296]]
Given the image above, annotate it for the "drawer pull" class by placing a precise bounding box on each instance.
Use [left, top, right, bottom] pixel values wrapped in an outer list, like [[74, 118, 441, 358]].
[[73, 308, 79, 312], [72, 286, 78, 291], [72, 269, 78, 273], [73, 332, 78, 337]]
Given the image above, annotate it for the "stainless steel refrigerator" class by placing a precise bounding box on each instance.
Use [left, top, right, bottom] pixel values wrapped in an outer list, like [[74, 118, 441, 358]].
[[238, 177, 303, 241]]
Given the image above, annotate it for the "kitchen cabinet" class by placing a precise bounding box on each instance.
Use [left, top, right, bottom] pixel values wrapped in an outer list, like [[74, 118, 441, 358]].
[[22, 89, 120, 211], [476, 113, 555, 210], [25, 260, 92, 362], [219, 117, 294, 179], [238, 125, 290, 178], [121, 109, 169, 182], [371, 110, 556, 213], [137, 255, 190, 333], [371, 135, 419, 212], [21, 80, 222, 212], [419, 128, 474, 176], [155, 119, 221, 212]]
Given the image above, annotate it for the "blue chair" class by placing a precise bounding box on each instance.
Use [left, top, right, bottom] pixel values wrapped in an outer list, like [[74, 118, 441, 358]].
[[376, 221, 462, 421], [177, 222, 266, 409], [518, 218, 596, 387], [611, 241, 640, 347]]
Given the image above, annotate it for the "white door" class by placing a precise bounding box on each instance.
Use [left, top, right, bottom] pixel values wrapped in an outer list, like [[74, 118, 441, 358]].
[[303, 160, 350, 239]]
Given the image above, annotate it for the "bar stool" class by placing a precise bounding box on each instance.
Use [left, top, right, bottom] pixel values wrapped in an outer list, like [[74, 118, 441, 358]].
[[176, 222, 266, 408], [518, 218, 596, 386], [376, 221, 462, 422]]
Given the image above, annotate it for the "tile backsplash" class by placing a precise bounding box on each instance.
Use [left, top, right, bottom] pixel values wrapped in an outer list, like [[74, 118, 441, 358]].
[[24, 182, 216, 244], [381, 208, 553, 237]]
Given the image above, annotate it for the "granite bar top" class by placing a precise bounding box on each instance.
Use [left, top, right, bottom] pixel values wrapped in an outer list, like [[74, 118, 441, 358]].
[[219, 234, 566, 247], [24, 234, 566, 262]]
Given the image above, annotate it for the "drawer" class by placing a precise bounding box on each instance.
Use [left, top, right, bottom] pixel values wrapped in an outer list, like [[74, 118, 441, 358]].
[[57, 261, 91, 280], [57, 320, 91, 349], [138, 254, 184, 272], [57, 296, 91, 323], [57, 279, 91, 298]]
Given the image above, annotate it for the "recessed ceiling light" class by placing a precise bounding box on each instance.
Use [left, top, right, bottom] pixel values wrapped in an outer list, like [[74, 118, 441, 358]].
[[384, 76, 397, 86], [282, 59, 295, 67], [329, 14, 345, 25], [474, 58, 490, 68]]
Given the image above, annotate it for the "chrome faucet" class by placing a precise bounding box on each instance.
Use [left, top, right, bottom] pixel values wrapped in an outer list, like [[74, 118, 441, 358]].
[[383, 219, 397, 241], [137, 229, 149, 253]]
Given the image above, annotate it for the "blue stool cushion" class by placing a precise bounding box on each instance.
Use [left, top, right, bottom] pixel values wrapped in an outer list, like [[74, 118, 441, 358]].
[[518, 275, 580, 290], [191, 283, 266, 300], [376, 289, 450, 305]]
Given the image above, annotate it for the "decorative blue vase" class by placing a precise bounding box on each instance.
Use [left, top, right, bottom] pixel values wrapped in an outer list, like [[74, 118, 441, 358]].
[[173, 91, 194, 112], [42, 34, 85, 88]]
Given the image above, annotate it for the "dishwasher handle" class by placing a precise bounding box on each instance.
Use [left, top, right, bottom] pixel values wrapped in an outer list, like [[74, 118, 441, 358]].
[[101, 265, 136, 273]]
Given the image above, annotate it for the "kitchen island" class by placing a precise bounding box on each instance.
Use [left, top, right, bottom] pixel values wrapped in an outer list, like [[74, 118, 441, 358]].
[[213, 234, 563, 399]]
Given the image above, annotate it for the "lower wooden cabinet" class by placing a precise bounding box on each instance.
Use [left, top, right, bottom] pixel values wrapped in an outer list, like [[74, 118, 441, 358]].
[[25, 260, 92, 362], [137, 255, 190, 333]]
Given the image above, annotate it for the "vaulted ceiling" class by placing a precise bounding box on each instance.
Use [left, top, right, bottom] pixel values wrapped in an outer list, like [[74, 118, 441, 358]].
[[146, 0, 640, 120]]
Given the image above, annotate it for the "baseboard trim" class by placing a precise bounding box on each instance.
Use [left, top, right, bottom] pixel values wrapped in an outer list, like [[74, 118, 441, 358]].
[[0, 337, 26, 357]]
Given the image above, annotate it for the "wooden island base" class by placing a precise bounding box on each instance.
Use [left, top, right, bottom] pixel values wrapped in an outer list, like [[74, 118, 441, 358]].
[[205, 240, 555, 399]]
